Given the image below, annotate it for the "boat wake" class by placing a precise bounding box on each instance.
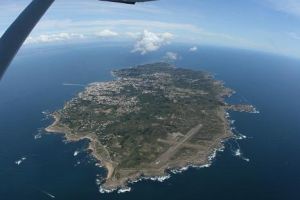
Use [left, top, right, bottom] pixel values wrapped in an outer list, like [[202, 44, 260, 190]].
[[41, 190, 56, 199], [15, 157, 26, 166], [73, 150, 80, 157]]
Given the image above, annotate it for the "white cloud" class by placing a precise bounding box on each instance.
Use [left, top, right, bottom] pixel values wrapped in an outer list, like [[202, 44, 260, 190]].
[[132, 30, 174, 55], [164, 52, 178, 61], [25, 33, 85, 44], [189, 46, 198, 52], [266, 0, 300, 17], [24, 19, 250, 48], [24, 29, 119, 45], [95, 29, 118, 37], [33, 19, 202, 36]]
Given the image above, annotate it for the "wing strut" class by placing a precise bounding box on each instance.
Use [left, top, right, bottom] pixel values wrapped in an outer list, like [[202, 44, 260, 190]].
[[0, 0, 55, 79], [0, 0, 156, 80]]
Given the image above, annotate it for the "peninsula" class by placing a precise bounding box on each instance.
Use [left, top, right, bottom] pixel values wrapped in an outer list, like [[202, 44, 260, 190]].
[[46, 62, 254, 191]]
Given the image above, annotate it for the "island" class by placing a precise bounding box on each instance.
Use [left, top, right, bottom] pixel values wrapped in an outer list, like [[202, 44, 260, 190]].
[[46, 62, 255, 191]]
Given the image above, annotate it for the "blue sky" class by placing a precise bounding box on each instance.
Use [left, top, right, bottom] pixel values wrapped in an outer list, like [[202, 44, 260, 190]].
[[1, 0, 300, 57]]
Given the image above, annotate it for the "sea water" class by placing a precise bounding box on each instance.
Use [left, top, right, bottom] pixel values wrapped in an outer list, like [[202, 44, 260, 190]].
[[0, 42, 299, 199]]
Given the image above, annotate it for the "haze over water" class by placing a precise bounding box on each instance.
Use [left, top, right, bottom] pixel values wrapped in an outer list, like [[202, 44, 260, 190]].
[[0, 43, 299, 200]]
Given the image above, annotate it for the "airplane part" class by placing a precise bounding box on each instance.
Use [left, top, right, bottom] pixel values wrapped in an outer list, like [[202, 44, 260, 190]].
[[0, 0, 54, 79], [0, 0, 155, 80]]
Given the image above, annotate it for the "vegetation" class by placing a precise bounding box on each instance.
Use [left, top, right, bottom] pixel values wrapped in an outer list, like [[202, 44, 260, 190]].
[[48, 62, 253, 189]]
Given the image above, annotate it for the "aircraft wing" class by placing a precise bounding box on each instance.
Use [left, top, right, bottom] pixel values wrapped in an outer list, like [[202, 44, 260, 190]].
[[0, 0, 55, 80], [0, 0, 156, 80], [99, 0, 156, 4]]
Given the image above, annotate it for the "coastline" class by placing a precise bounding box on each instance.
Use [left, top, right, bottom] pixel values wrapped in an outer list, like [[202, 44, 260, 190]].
[[44, 63, 255, 192], [45, 106, 235, 192], [45, 113, 116, 181]]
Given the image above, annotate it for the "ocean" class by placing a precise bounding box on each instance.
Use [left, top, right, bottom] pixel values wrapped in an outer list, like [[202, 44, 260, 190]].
[[0, 42, 299, 200]]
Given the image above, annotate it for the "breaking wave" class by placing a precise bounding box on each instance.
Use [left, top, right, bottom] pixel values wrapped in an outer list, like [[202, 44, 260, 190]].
[[96, 104, 257, 194], [34, 128, 43, 140], [229, 140, 250, 162], [97, 144, 225, 194], [117, 187, 132, 194]]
